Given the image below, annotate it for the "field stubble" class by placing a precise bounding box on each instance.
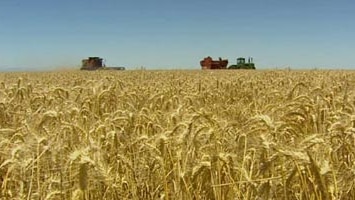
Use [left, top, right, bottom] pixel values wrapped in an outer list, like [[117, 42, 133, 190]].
[[0, 70, 355, 199]]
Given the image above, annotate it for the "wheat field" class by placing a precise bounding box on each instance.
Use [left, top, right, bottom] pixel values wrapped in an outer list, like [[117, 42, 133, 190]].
[[0, 70, 355, 200]]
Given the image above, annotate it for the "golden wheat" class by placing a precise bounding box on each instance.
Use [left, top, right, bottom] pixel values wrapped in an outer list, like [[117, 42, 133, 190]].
[[1, 70, 355, 199]]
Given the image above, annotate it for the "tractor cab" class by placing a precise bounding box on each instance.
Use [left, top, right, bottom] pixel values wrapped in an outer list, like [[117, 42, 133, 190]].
[[237, 57, 246, 65]]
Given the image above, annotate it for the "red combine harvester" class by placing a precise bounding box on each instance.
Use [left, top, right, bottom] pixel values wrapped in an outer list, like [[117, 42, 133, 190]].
[[200, 56, 228, 70]]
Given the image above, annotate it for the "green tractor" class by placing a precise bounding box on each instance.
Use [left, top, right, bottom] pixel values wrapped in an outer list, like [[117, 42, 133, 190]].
[[228, 57, 256, 69]]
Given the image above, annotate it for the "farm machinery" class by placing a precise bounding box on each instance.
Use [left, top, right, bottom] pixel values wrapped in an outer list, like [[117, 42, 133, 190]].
[[228, 57, 256, 69], [200, 56, 229, 69], [80, 57, 125, 70], [200, 56, 256, 70]]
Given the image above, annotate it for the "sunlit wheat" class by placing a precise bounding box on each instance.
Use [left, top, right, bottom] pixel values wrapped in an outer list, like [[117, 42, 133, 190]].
[[0, 69, 355, 199]]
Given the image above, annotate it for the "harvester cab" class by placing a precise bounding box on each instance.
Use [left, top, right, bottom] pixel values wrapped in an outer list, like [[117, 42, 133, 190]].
[[81, 57, 104, 70]]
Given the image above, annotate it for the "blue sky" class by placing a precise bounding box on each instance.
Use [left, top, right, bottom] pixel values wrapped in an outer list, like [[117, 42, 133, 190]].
[[0, 0, 354, 70]]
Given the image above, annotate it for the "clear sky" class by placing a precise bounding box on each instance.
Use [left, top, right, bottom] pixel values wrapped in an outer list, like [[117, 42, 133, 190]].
[[0, 0, 354, 71]]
